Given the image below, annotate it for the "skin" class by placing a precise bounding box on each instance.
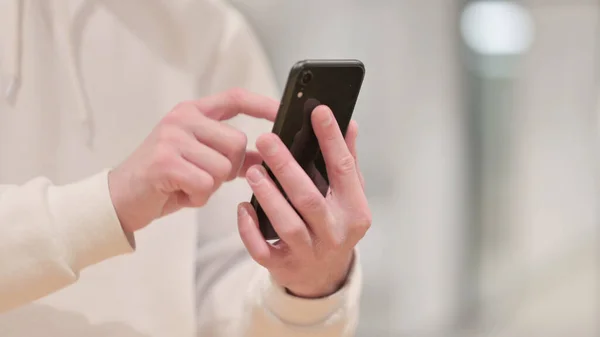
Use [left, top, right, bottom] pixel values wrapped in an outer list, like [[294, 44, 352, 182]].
[[108, 88, 371, 298]]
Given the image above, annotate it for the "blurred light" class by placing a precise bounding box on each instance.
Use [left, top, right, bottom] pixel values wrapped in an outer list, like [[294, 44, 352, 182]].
[[460, 1, 533, 55]]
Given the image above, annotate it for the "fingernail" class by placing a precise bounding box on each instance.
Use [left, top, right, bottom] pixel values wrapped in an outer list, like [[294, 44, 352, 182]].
[[238, 204, 248, 217], [321, 109, 332, 127], [235, 151, 246, 177], [247, 166, 264, 183]]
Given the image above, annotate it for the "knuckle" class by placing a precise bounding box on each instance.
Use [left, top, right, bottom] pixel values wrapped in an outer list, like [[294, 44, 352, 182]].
[[199, 174, 216, 193], [225, 87, 248, 106], [333, 154, 356, 176], [172, 101, 195, 113], [165, 102, 193, 122], [317, 231, 344, 251], [215, 159, 233, 182], [321, 215, 346, 250], [256, 183, 276, 200], [279, 224, 305, 241], [352, 210, 372, 234], [324, 128, 338, 140], [181, 171, 215, 199], [151, 145, 175, 173], [250, 250, 271, 267], [155, 126, 179, 145], [270, 158, 290, 174], [161, 113, 178, 125], [328, 236, 345, 250], [251, 255, 268, 267], [295, 193, 325, 212]]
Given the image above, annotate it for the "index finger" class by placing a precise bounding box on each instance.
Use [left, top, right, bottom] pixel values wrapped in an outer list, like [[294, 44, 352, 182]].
[[311, 106, 362, 198], [193, 88, 279, 122]]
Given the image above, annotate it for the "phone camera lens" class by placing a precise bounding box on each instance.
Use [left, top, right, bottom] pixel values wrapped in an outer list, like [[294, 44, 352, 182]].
[[300, 71, 313, 85]]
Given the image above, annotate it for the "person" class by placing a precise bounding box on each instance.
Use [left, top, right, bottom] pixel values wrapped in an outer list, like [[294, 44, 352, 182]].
[[0, 1, 370, 336]]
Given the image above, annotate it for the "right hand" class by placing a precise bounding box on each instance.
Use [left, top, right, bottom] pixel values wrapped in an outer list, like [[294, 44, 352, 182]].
[[108, 89, 279, 233]]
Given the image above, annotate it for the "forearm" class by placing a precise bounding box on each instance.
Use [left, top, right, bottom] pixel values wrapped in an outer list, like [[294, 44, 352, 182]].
[[0, 171, 134, 312]]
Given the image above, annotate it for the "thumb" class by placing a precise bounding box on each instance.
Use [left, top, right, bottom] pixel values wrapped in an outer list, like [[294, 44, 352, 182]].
[[237, 151, 264, 178]]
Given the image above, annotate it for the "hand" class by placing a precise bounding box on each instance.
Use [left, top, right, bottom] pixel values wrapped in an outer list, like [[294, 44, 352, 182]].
[[109, 89, 278, 233], [237, 106, 371, 298]]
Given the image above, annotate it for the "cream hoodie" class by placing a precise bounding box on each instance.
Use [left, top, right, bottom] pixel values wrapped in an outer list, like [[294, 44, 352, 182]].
[[0, 0, 361, 336]]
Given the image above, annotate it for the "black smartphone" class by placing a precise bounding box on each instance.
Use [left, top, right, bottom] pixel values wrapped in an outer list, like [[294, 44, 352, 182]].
[[251, 59, 365, 240]]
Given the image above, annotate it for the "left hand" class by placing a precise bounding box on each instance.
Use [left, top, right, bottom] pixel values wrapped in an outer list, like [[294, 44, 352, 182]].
[[237, 105, 371, 298]]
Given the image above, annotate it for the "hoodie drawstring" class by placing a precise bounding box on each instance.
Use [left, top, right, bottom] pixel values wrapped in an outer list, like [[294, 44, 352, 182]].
[[54, 0, 96, 148], [3, 0, 23, 104], [2, 0, 96, 148]]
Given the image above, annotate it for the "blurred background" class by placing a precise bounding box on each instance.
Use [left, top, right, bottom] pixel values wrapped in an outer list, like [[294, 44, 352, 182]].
[[229, 0, 599, 336]]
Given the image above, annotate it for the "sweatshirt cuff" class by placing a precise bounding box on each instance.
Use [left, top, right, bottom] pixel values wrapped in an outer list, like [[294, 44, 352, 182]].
[[262, 250, 362, 327], [48, 170, 135, 271]]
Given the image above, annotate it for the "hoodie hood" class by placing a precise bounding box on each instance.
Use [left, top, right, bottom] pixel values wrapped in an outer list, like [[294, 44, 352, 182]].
[[1, 0, 225, 148]]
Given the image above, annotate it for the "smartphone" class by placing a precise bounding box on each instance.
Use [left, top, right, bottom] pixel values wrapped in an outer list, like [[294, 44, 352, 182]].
[[251, 59, 365, 240]]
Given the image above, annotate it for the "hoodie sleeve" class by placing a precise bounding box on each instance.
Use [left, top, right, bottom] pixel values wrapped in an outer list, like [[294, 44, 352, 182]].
[[194, 6, 362, 336], [195, 235, 361, 337], [0, 170, 134, 312]]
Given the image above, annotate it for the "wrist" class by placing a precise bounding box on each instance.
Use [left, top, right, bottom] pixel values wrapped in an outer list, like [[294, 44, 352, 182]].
[[286, 282, 342, 299], [108, 169, 147, 233], [286, 253, 354, 298]]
